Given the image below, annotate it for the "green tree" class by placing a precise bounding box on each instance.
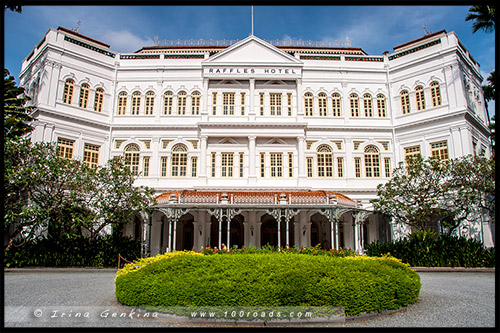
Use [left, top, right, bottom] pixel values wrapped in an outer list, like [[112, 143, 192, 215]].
[[465, 5, 496, 33], [4, 69, 34, 140], [371, 154, 495, 236], [73, 157, 156, 243], [4, 139, 156, 251]]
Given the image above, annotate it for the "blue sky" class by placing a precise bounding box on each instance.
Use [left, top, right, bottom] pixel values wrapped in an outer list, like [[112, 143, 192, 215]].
[[4, 5, 495, 89]]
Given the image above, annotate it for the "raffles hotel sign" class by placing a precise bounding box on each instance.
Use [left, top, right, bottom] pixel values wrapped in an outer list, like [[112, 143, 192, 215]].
[[203, 66, 302, 79]]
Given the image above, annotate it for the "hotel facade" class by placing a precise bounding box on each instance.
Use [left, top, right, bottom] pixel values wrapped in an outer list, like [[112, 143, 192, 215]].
[[19, 27, 494, 255]]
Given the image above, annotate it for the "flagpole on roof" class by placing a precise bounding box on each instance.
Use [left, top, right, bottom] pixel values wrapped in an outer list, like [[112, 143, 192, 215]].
[[251, 6, 254, 36]]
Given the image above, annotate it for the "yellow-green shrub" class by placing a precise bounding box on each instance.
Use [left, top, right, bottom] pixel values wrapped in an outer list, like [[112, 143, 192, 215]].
[[115, 252, 420, 317]]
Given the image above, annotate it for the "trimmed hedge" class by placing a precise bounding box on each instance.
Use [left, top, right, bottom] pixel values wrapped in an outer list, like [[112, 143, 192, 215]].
[[365, 233, 496, 267], [115, 252, 420, 317], [4, 234, 140, 268]]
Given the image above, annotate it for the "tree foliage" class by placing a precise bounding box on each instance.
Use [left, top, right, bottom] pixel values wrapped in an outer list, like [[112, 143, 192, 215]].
[[4, 139, 156, 251], [371, 154, 495, 236], [465, 5, 496, 33], [4, 69, 34, 140]]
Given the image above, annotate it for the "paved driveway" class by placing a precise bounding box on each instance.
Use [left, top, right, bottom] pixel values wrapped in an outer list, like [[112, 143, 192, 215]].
[[4, 269, 495, 328]]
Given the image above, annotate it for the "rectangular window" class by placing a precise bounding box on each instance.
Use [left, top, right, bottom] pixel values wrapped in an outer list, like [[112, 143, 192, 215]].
[[288, 152, 293, 178], [240, 92, 245, 115], [306, 157, 313, 177], [350, 96, 359, 117], [259, 93, 265, 116], [354, 157, 361, 178], [404, 145, 421, 161], [177, 93, 186, 115], [384, 158, 391, 178], [270, 153, 283, 177], [79, 85, 89, 109], [211, 152, 216, 177], [260, 152, 265, 177], [318, 95, 327, 117], [270, 93, 282, 116], [191, 93, 200, 115], [221, 152, 234, 177], [163, 93, 173, 115], [212, 92, 217, 115], [191, 157, 197, 177], [83, 143, 99, 169], [117, 93, 127, 115], [337, 157, 344, 177], [223, 92, 235, 115], [94, 89, 104, 112], [287, 93, 292, 116], [131, 93, 141, 115], [160, 156, 168, 177], [239, 152, 244, 178], [142, 156, 150, 177], [144, 92, 155, 115], [430, 141, 449, 161], [57, 138, 75, 159], [332, 94, 342, 117]]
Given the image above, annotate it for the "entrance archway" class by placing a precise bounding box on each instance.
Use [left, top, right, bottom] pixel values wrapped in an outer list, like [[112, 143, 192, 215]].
[[230, 214, 244, 249], [261, 214, 278, 247], [179, 213, 194, 250], [310, 212, 331, 249]]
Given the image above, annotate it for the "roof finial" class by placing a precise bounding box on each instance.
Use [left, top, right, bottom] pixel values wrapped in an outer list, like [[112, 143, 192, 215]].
[[423, 23, 431, 35], [72, 20, 81, 33]]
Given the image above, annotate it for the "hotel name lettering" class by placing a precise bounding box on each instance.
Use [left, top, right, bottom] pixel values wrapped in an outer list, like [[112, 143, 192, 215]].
[[204, 67, 301, 77]]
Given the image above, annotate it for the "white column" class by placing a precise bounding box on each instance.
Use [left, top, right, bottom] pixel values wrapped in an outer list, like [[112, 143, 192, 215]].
[[249, 78, 255, 119], [248, 135, 256, 183], [297, 136, 306, 179], [200, 135, 208, 180], [151, 137, 160, 179]]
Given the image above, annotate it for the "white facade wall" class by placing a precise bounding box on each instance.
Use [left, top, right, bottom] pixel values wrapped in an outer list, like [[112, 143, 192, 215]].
[[19, 28, 493, 250]]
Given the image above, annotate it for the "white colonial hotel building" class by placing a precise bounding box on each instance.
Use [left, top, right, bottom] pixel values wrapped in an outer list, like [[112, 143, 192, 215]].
[[19, 27, 494, 255]]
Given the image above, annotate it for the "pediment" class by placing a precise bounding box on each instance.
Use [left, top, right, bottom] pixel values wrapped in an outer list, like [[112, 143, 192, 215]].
[[203, 35, 302, 65], [264, 137, 289, 145], [217, 137, 240, 145]]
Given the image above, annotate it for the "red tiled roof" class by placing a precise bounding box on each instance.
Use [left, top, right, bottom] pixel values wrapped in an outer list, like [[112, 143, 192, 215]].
[[57, 26, 110, 48]]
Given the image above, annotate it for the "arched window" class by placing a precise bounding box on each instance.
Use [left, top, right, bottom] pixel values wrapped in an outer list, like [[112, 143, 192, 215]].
[[376, 94, 386, 117], [163, 91, 173, 115], [415, 85, 425, 111], [332, 93, 341, 117], [304, 93, 313, 116], [430, 81, 441, 107], [131, 91, 141, 115], [171, 143, 188, 177], [400, 90, 410, 114], [94, 88, 104, 112], [117, 92, 127, 115], [63, 79, 75, 105], [191, 91, 201, 115], [317, 144, 333, 178], [144, 91, 155, 115], [318, 93, 327, 116], [124, 144, 140, 175], [350, 93, 359, 117], [78, 83, 89, 109], [177, 91, 187, 115], [364, 145, 380, 178], [363, 93, 373, 117]]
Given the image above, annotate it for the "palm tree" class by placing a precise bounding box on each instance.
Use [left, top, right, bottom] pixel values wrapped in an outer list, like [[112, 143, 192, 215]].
[[465, 5, 495, 33]]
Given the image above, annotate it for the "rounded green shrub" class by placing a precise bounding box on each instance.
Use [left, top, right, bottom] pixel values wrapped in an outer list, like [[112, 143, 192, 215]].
[[115, 253, 420, 317]]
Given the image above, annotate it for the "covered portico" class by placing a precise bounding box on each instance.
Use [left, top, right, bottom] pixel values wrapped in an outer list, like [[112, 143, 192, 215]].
[[134, 189, 380, 257]]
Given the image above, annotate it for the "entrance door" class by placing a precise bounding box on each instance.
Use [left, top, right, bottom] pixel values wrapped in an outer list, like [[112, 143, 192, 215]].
[[261, 214, 278, 247]]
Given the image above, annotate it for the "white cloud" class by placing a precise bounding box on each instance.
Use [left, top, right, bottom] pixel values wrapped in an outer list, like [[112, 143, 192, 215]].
[[100, 29, 154, 53]]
